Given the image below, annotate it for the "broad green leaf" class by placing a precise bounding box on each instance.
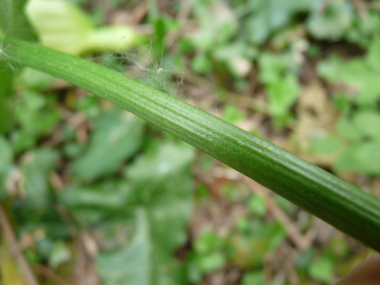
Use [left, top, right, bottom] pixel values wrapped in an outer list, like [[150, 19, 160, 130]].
[[222, 104, 245, 124], [125, 141, 195, 251], [258, 52, 300, 128], [212, 42, 257, 77], [329, 236, 349, 257], [75, 96, 101, 120], [317, 55, 344, 82], [307, 1, 353, 40], [311, 136, 343, 154], [197, 252, 225, 273], [318, 56, 380, 104], [21, 148, 59, 209], [71, 109, 144, 182], [70, 141, 194, 284], [18, 68, 54, 90], [26, 0, 142, 55], [59, 180, 132, 225], [367, 37, 380, 72], [337, 59, 380, 104], [96, 209, 151, 285], [258, 52, 297, 83], [337, 118, 362, 143], [242, 271, 264, 285], [191, 53, 213, 75], [12, 201, 70, 239], [99, 206, 188, 284], [266, 73, 300, 120], [12, 91, 60, 153], [190, 228, 227, 273], [96, 209, 185, 285], [49, 241, 71, 269], [345, 12, 380, 47], [332, 93, 351, 114], [296, 248, 317, 274], [352, 110, 380, 141], [248, 194, 267, 217], [334, 142, 380, 175], [194, 230, 225, 254], [243, 0, 311, 45], [309, 254, 334, 283]]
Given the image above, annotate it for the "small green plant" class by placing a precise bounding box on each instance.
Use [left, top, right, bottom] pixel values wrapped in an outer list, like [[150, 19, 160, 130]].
[[313, 43, 380, 175]]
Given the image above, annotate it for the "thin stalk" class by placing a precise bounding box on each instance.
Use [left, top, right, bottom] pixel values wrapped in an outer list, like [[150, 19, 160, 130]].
[[2, 37, 380, 251]]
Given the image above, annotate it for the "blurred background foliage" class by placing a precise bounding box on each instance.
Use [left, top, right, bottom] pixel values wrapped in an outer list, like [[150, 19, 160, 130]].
[[0, 0, 380, 284]]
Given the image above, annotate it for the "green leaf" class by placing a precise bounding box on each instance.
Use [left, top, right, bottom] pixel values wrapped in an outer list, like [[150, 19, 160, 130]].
[[318, 56, 380, 104], [338, 59, 380, 104], [12, 202, 70, 239], [242, 271, 264, 285], [25, 0, 142, 55], [49, 241, 71, 269], [18, 67, 53, 90], [307, 1, 353, 40], [12, 91, 60, 153], [125, 141, 195, 250], [243, 0, 310, 45], [258, 52, 297, 83], [334, 142, 380, 175], [317, 55, 344, 82], [329, 236, 349, 257], [332, 93, 351, 114], [59, 180, 132, 225], [222, 104, 245, 124], [21, 148, 59, 209], [367, 37, 380, 72], [71, 109, 144, 182], [352, 110, 380, 141], [248, 195, 267, 217], [296, 248, 317, 274], [96, 209, 186, 285], [258, 52, 300, 126], [75, 141, 194, 284], [96, 209, 151, 285], [311, 136, 343, 154], [191, 53, 213, 75], [309, 254, 334, 283], [267, 74, 300, 121], [337, 117, 362, 143], [194, 229, 224, 254], [75, 96, 101, 119], [345, 11, 380, 47], [197, 251, 225, 273]]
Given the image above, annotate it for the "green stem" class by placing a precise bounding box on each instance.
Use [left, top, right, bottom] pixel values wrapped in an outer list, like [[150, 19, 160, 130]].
[[2, 37, 380, 251]]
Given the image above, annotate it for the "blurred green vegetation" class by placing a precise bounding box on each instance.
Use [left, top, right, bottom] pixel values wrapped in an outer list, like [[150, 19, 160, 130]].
[[1, 0, 379, 284]]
